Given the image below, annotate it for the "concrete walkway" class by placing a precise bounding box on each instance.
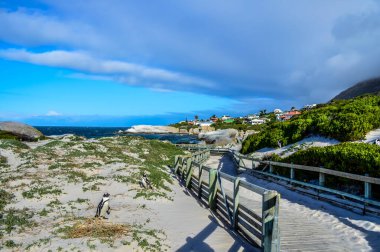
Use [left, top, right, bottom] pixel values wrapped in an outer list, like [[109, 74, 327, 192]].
[[204, 154, 380, 252]]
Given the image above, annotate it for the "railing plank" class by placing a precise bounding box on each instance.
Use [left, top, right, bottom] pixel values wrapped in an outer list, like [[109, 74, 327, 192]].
[[263, 161, 380, 185]]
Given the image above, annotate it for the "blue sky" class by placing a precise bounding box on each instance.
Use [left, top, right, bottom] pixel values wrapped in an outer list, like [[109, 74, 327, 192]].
[[1, 1, 379, 126]]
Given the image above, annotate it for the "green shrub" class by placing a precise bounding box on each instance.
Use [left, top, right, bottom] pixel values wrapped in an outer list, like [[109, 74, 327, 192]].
[[0, 189, 14, 211], [0, 155, 7, 165], [22, 186, 62, 199], [0, 139, 30, 150], [282, 143, 380, 177], [0, 131, 20, 140], [0, 208, 35, 236]]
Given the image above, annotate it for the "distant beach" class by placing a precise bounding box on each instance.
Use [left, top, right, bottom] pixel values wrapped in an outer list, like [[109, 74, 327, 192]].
[[35, 126, 200, 144]]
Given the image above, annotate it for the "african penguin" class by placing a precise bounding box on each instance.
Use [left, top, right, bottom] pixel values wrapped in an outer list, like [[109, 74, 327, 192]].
[[140, 172, 152, 189], [95, 192, 111, 219]]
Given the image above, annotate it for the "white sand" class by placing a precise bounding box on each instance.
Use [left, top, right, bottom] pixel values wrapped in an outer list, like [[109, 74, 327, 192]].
[[364, 128, 380, 143], [250, 135, 340, 159]]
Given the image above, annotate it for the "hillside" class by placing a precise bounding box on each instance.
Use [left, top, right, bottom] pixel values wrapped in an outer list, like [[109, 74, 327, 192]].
[[0, 136, 185, 251], [241, 95, 380, 154], [333, 77, 380, 100]]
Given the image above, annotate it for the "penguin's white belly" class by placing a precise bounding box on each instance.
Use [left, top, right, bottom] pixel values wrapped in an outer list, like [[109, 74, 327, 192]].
[[100, 201, 109, 217], [141, 178, 147, 188]]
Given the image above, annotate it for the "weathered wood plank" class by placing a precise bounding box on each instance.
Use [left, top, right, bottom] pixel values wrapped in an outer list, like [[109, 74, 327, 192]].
[[264, 161, 380, 185]]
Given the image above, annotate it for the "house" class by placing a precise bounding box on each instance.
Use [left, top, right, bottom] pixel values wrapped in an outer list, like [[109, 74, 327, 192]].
[[221, 115, 232, 121], [210, 115, 219, 122], [250, 118, 266, 125], [247, 114, 259, 120], [304, 104, 317, 110], [279, 110, 302, 121]]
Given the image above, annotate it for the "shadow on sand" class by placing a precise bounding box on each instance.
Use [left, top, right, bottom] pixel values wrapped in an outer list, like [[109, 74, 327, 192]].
[[177, 215, 256, 252]]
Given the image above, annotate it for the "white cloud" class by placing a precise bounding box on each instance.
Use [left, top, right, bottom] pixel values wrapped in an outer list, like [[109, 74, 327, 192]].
[[0, 8, 106, 48], [46, 110, 62, 116], [326, 53, 361, 72], [0, 49, 215, 90]]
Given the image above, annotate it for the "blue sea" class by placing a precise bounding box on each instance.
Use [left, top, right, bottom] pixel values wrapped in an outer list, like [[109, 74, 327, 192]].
[[35, 126, 199, 144]]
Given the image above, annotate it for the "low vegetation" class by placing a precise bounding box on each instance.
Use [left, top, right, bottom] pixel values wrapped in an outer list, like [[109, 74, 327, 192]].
[[22, 185, 63, 199], [0, 208, 36, 238], [58, 218, 129, 243], [282, 143, 380, 177], [0, 155, 7, 167], [0, 131, 20, 140], [242, 95, 380, 154], [0, 139, 30, 151], [0, 189, 14, 211]]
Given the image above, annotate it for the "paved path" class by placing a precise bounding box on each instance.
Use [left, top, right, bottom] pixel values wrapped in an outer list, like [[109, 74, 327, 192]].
[[204, 154, 380, 252]]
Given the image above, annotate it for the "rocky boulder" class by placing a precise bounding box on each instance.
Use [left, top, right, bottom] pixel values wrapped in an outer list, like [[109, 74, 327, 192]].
[[0, 121, 44, 141], [125, 125, 180, 134], [198, 129, 238, 145]]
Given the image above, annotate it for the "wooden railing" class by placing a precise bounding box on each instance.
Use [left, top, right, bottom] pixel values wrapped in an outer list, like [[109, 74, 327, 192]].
[[175, 144, 380, 214], [230, 152, 380, 214], [173, 150, 280, 252]]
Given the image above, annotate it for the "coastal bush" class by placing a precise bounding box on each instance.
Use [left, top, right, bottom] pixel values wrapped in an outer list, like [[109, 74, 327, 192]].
[[0, 131, 20, 140], [4, 240, 21, 248], [22, 185, 62, 199], [0, 155, 7, 166], [242, 95, 380, 154], [282, 143, 380, 177], [0, 139, 30, 150], [0, 189, 14, 211], [0, 208, 36, 236]]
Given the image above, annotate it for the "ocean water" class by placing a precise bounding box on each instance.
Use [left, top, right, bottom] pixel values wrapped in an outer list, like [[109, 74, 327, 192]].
[[35, 126, 199, 144]]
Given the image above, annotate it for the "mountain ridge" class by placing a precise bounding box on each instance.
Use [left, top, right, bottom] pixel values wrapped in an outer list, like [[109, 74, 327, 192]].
[[332, 77, 380, 100]]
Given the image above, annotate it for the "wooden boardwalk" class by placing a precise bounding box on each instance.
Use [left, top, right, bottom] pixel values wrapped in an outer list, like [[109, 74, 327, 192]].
[[204, 155, 380, 252]]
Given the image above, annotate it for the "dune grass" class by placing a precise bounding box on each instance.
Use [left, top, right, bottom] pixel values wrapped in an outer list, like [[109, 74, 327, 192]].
[[58, 218, 129, 243]]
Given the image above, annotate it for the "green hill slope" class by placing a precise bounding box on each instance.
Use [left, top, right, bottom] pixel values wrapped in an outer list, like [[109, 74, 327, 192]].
[[241, 95, 380, 154]]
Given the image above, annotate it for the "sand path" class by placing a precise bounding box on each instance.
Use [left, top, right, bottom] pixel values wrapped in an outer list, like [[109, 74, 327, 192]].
[[152, 172, 255, 251]]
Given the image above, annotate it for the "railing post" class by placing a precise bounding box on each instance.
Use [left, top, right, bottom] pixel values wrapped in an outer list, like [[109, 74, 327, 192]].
[[262, 190, 280, 252], [232, 178, 240, 230], [364, 173, 372, 199], [185, 162, 194, 189], [290, 162, 295, 180], [183, 158, 191, 180], [319, 172, 325, 187], [174, 156, 180, 173], [198, 165, 203, 199], [209, 169, 218, 210], [269, 162, 273, 173], [175, 157, 183, 174]]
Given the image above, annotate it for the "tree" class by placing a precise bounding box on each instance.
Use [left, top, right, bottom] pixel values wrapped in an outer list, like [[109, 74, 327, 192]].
[[259, 110, 267, 116], [194, 115, 199, 121]]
